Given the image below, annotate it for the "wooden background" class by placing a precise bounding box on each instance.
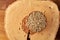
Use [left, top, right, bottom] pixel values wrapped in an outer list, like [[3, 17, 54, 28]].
[[0, 0, 16, 40], [0, 10, 9, 40]]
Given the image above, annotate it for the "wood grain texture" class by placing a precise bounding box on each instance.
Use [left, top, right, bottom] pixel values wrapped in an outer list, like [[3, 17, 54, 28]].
[[0, 10, 8, 40], [0, 0, 16, 40], [0, 0, 16, 10], [0, 0, 15, 40], [5, 1, 59, 40], [0, 0, 59, 40]]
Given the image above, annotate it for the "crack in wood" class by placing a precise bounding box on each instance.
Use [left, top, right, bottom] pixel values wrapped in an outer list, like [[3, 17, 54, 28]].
[[27, 31, 30, 40]]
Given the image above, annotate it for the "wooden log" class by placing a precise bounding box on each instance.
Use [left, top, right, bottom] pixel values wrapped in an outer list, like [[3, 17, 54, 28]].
[[5, 1, 59, 40]]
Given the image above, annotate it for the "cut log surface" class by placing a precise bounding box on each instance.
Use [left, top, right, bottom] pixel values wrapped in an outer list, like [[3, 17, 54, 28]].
[[5, 0, 59, 40]]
